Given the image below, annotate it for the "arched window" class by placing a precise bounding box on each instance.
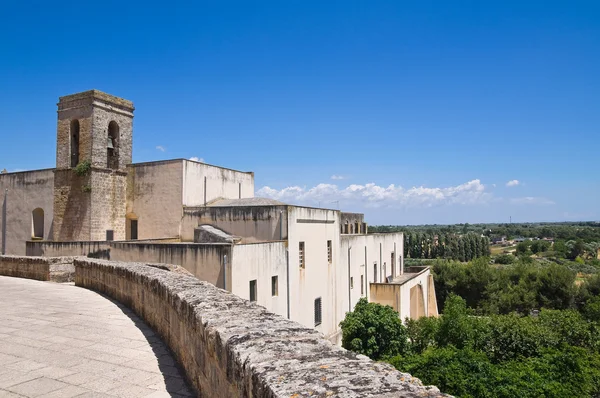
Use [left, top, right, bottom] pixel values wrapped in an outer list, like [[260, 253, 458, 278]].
[[107, 121, 119, 169], [70, 119, 80, 167], [32, 208, 44, 239]]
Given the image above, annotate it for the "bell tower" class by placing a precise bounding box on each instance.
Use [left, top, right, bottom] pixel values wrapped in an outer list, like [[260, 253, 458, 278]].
[[53, 90, 134, 242]]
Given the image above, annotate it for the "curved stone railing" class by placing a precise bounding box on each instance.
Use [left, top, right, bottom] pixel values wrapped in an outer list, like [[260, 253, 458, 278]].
[[74, 258, 448, 397], [0, 255, 75, 282]]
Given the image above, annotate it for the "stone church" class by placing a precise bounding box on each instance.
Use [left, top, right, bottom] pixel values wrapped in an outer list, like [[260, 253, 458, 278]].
[[0, 90, 436, 344], [1, 90, 254, 255]]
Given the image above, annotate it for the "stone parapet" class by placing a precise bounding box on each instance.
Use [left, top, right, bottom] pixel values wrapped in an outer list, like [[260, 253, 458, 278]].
[[74, 258, 449, 398], [0, 255, 75, 282]]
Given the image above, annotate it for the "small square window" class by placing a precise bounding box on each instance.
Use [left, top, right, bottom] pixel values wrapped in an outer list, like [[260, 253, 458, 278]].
[[249, 280, 257, 302], [271, 276, 278, 296], [299, 242, 305, 268], [314, 297, 322, 326]]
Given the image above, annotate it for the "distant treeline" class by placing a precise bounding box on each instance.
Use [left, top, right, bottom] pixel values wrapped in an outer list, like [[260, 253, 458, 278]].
[[371, 221, 600, 243], [403, 232, 490, 262]]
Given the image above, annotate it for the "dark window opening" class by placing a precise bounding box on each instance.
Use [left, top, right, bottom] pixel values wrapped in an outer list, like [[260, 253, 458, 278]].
[[70, 119, 80, 168], [32, 208, 44, 239], [106, 230, 114, 241], [107, 121, 119, 170], [250, 280, 257, 302], [271, 276, 278, 296], [373, 262, 378, 284], [350, 276, 354, 289], [327, 240, 332, 263], [314, 297, 322, 326], [361, 275, 364, 295], [130, 220, 138, 240], [299, 242, 305, 268]]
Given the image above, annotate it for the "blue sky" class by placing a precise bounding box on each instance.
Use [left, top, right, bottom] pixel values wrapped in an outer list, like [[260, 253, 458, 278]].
[[1, 1, 598, 224]]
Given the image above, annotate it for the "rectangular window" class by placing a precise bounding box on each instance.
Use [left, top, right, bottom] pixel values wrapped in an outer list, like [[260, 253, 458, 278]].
[[106, 230, 114, 241], [130, 220, 138, 240], [271, 276, 278, 296], [361, 275, 364, 295], [350, 276, 354, 289], [373, 262, 378, 283], [299, 242, 305, 268], [327, 240, 332, 263], [314, 297, 322, 326], [249, 280, 257, 302], [391, 253, 395, 276]]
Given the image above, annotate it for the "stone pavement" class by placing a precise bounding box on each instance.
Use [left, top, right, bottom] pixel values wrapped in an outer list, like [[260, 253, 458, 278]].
[[0, 276, 194, 397]]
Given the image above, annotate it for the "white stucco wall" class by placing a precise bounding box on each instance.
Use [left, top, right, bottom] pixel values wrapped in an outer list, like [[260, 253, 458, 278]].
[[286, 206, 340, 342], [339, 232, 404, 334], [182, 160, 254, 206], [0, 170, 55, 255], [231, 241, 288, 318], [126, 160, 183, 240]]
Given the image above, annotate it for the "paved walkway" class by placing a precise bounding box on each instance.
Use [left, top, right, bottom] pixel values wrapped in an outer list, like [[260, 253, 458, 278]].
[[0, 276, 194, 398]]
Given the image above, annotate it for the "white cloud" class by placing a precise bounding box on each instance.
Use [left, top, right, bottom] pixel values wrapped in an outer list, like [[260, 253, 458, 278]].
[[509, 197, 555, 205], [331, 175, 346, 180], [257, 179, 491, 209], [156, 145, 166, 152], [189, 156, 205, 162], [506, 179, 520, 187]]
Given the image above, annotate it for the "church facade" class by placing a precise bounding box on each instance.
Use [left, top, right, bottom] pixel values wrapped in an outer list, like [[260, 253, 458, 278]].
[[1, 90, 437, 343]]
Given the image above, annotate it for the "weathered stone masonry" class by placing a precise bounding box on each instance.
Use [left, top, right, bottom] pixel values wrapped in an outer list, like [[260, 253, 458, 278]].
[[75, 258, 449, 398]]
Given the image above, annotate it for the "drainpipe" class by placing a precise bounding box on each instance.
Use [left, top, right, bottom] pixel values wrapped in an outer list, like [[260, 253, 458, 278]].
[[348, 246, 352, 312], [364, 246, 368, 301], [1, 189, 6, 255], [203, 176, 207, 206], [223, 254, 228, 291], [286, 247, 290, 319], [279, 211, 283, 240], [394, 242, 397, 277], [379, 243, 382, 283]]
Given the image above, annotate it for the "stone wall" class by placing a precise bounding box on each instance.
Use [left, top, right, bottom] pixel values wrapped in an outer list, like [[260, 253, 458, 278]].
[[0, 169, 55, 255], [0, 255, 74, 282], [74, 258, 448, 398], [90, 170, 127, 241], [52, 169, 92, 241], [26, 241, 110, 258]]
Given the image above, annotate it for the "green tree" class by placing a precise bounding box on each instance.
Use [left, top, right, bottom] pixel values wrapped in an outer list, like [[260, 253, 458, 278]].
[[339, 298, 409, 360]]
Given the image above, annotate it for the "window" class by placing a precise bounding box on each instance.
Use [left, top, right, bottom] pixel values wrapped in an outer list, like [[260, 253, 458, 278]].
[[70, 119, 80, 168], [32, 208, 44, 239], [271, 276, 278, 296], [107, 121, 119, 169], [249, 280, 257, 302], [327, 240, 332, 263], [383, 262, 387, 280], [361, 275, 364, 295], [106, 230, 114, 241], [355, 222, 359, 234], [130, 219, 138, 240], [299, 242, 305, 268], [314, 297, 322, 326], [350, 276, 354, 289], [373, 262, 378, 283], [391, 253, 395, 277]]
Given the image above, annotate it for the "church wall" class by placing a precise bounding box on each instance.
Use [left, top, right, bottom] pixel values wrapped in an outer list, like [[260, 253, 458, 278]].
[[182, 160, 254, 206], [52, 169, 92, 241], [109, 242, 230, 287], [126, 160, 183, 240], [90, 170, 127, 241], [180, 205, 287, 242], [0, 170, 55, 255]]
